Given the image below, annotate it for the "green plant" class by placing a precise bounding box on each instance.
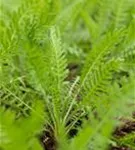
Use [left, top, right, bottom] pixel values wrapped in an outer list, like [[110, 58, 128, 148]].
[[0, 101, 45, 150], [118, 131, 135, 149], [0, 0, 135, 150]]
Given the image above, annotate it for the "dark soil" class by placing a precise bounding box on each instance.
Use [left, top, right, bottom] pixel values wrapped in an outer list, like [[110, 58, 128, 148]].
[[67, 63, 80, 80], [111, 115, 135, 150], [111, 146, 131, 150], [114, 120, 135, 137], [40, 131, 56, 150]]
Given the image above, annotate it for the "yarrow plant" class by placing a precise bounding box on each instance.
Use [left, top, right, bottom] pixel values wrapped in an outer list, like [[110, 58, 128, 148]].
[[0, 0, 135, 150]]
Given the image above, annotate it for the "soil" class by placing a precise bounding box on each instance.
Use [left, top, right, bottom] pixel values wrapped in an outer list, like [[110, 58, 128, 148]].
[[40, 131, 56, 150], [114, 120, 135, 137], [111, 147, 131, 150], [111, 115, 135, 150]]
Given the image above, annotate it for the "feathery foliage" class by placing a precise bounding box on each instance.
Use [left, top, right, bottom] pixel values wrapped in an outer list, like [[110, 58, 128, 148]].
[[0, 0, 135, 150]]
